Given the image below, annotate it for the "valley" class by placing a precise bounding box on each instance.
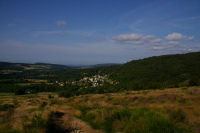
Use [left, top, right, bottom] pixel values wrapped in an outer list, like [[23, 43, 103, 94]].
[[0, 52, 200, 133]]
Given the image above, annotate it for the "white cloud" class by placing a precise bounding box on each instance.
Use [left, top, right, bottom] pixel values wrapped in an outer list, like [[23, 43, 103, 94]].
[[152, 46, 166, 50], [56, 20, 66, 26], [142, 35, 154, 40], [151, 38, 162, 43], [151, 41, 200, 54], [165, 33, 183, 40], [112, 33, 162, 45], [168, 41, 179, 46], [152, 42, 177, 51], [112, 34, 142, 42], [185, 36, 194, 41], [165, 32, 194, 41]]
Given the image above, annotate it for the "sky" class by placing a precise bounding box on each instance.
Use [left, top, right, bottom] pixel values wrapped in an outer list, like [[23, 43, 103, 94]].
[[0, 0, 200, 65]]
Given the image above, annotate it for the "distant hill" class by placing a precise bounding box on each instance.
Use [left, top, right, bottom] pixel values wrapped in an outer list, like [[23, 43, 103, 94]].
[[110, 52, 200, 90], [93, 63, 121, 67], [0, 62, 70, 71], [0, 62, 120, 70], [70, 63, 121, 69]]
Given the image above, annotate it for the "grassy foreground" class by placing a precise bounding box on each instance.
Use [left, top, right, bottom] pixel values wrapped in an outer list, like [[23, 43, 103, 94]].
[[0, 86, 200, 133]]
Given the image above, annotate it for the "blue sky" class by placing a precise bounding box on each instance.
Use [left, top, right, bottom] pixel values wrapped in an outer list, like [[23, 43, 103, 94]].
[[0, 0, 200, 65]]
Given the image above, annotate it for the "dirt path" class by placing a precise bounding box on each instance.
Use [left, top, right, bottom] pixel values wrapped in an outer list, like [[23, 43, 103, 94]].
[[47, 106, 103, 133], [46, 111, 72, 133], [62, 111, 103, 133]]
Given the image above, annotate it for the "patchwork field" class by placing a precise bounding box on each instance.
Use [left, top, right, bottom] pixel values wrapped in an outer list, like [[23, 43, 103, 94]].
[[0, 86, 200, 133]]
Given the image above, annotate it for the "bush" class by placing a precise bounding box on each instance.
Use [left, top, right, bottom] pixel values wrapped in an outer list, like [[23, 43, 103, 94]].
[[78, 107, 191, 133], [58, 90, 74, 98], [14, 88, 26, 95], [0, 104, 14, 111], [0, 129, 20, 133], [40, 102, 47, 108], [123, 109, 182, 133], [169, 109, 186, 123], [50, 99, 61, 105], [48, 94, 54, 99]]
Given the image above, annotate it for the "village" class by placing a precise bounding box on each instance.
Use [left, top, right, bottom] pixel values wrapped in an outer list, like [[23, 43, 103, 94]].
[[56, 74, 109, 88]]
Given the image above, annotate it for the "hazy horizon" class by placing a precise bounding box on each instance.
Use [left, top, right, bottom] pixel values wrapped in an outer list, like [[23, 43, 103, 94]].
[[1, 51, 199, 66], [1, 0, 200, 65]]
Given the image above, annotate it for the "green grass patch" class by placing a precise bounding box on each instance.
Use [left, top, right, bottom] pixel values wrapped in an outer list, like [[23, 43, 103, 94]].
[[181, 87, 188, 91], [0, 104, 14, 111], [27, 108, 39, 113], [0, 129, 20, 133], [50, 99, 61, 105], [77, 107, 191, 133], [0, 93, 14, 96]]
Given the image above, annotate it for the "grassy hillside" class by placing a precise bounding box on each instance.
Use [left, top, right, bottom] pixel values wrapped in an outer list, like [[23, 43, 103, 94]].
[[1, 86, 200, 133], [110, 52, 200, 90]]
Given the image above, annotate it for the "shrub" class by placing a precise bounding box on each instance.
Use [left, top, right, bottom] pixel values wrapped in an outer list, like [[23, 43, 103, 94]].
[[0, 129, 20, 133], [186, 88, 198, 95], [0, 104, 14, 111], [124, 109, 181, 133], [14, 88, 26, 95], [58, 90, 74, 98], [183, 78, 199, 87], [40, 102, 47, 108], [50, 99, 60, 105], [168, 109, 186, 123], [181, 87, 188, 91], [0, 104, 15, 122], [78, 107, 191, 133], [48, 94, 54, 99]]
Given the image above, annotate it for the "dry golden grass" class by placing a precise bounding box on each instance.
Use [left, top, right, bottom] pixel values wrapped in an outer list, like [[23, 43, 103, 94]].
[[25, 79, 48, 83], [0, 86, 200, 133], [23, 65, 51, 70], [0, 93, 103, 133], [65, 86, 200, 133], [0, 70, 22, 74]]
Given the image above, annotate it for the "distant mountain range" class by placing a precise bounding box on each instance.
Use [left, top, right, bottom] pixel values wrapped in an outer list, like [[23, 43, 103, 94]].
[[71, 63, 121, 68], [0, 61, 120, 71], [0, 62, 70, 71]]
